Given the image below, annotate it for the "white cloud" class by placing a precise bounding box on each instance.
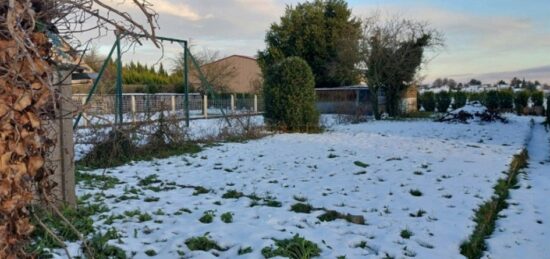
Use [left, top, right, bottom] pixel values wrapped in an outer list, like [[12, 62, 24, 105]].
[[110, 0, 207, 21]]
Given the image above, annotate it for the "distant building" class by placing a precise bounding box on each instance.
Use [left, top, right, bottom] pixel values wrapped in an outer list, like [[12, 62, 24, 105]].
[[190, 55, 262, 94]]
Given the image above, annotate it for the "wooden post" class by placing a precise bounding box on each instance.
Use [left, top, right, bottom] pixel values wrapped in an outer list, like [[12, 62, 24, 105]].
[[230, 94, 235, 113], [48, 69, 76, 207], [131, 95, 137, 123], [203, 94, 208, 118], [253, 95, 258, 113]]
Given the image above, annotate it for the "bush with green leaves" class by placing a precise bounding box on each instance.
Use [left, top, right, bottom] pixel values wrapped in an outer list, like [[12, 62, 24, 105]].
[[484, 90, 500, 112], [531, 91, 544, 107], [468, 92, 486, 104], [435, 91, 451, 113], [514, 91, 530, 115], [420, 92, 436, 112], [498, 90, 514, 111], [263, 57, 320, 132], [452, 91, 467, 109]]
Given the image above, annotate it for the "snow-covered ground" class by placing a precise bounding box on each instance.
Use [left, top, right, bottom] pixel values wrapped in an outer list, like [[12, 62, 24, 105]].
[[62, 116, 539, 258], [485, 123, 550, 259]]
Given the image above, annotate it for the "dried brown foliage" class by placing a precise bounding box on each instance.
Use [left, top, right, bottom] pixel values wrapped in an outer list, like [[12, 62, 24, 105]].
[[1, 0, 159, 257]]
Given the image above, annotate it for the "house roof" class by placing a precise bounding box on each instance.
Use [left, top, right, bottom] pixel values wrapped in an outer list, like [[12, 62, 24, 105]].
[[201, 55, 257, 68]]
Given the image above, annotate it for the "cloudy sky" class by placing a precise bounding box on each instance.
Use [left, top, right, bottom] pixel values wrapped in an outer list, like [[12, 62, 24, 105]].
[[85, 0, 550, 84]]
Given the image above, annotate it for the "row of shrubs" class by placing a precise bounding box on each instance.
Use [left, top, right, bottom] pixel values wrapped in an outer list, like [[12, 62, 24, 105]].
[[418, 90, 546, 115]]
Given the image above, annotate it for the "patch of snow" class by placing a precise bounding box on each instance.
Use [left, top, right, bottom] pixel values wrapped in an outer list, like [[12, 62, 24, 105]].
[[62, 117, 534, 258]]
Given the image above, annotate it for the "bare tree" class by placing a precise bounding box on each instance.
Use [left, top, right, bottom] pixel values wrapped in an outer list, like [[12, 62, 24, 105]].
[[0, 1, 159, 257], [173, 49, 237, 94], [360, 14, 443, 118]]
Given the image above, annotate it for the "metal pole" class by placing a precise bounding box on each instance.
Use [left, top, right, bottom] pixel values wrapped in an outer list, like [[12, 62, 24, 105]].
[[184, 42, 190, 127], [73, 42, 117, 129], [116, 33, 123, 125]]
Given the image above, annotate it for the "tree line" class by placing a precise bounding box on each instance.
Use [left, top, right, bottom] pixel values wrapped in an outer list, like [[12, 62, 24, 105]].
[[429, 77, 548, 90], [418, 89, 546, 116], [259, 0, 444, 120]]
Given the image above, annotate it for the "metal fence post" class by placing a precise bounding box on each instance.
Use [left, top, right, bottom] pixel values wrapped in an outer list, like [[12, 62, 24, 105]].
[[115, 33, 123, 126], [203, 94, 208, 118], [231, 94, 235, 113], [254, 95, 258, 113]]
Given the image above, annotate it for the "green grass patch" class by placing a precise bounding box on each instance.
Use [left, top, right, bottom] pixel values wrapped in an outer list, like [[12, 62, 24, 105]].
[[290, 203, 314, 214], [317, 210, 365, 225], [238, 246, 253, 255], [222, 190, 244, 199], [409, 189, 423, 197], [221, 212, 233, 223], [143, 197, 160, 202], [460, 150, 528, 259], [261, 234, 321, 259], [353, 161, 369, 168], [138, 174, 162, 186], [185, 235, 226, 252], [199, 211, 215, 224], [76, 171, 122, 190], [193, 186, 210, 195], [400, 229, 413, 239]]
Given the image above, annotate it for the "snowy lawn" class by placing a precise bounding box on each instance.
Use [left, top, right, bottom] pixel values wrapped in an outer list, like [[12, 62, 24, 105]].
[[484, 122, 550, 259], [64, 117, 534, 259]]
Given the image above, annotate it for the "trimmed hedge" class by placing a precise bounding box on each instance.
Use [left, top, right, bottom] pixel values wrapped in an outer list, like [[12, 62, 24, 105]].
[[514, 91, 529, 115], [420, 92, 436, 112], [263, 57, 319, 132], [452, 91, 467, 109], [435, 91, 451, 113], [498, 90, 514, 111], [484, 90, 499, 112]]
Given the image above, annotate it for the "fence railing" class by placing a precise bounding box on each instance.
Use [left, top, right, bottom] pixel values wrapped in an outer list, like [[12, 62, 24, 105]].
[[73, 93, 264, 127]]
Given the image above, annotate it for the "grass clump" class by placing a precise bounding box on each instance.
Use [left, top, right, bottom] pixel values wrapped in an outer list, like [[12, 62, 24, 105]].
[[138, 213, 152, 222], [221, 212, 233, 223], [144, 249, 157, 256], [409, 189, 423, 197], [293, 196, 308, 202], [353, 161, 369, 168], [76, 171, 122, 190], [261, 234, 321, 259], [238, 246, 253, 255], [265, 199, 283, 207], [83, 229, 126, 259], [138, 174, 162, 186], [143, 197, 160, 202], [185, 235, 226, 252], [290, 203, 314, 214], [400, 229, 413, 239], [317, 210, 365, 225], [199, 211, 215, 224], [193, 186, 210, 195], [222, 189, 244, 199]]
